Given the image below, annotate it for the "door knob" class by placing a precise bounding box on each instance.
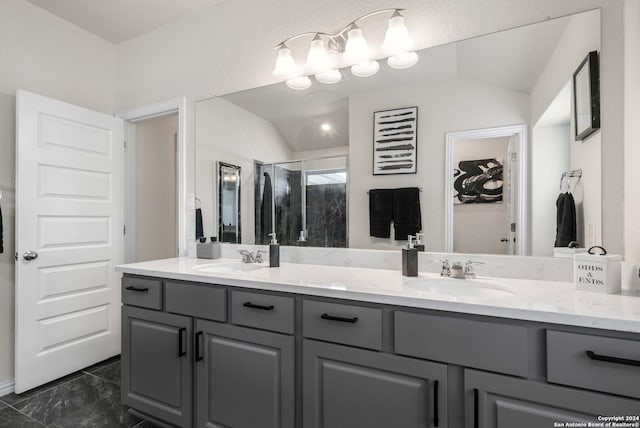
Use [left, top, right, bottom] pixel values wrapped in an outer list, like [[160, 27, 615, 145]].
[[23, 251, 38, 261]]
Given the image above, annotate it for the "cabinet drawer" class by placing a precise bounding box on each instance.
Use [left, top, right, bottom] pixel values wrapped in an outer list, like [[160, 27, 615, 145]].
[[547, 330, 640, 399], [231, 291, 295, 334], [303, 300, 382, 350], [165, 281, 226, 322], [395, 311, 529, 377], [122, 277, 163, 310]]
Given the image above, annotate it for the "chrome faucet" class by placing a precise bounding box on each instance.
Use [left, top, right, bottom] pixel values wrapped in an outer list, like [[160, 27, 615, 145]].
[[464, 260, 485, 279], [439, 259, 451, 277], [238, 249, 267, 264]]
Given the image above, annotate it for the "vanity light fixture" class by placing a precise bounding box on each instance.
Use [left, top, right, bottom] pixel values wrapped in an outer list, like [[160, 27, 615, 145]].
[[272, 8, 417, 90]]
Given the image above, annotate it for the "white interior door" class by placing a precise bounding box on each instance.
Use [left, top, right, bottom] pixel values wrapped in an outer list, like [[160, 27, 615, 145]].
[[15, 90, 124, 393]]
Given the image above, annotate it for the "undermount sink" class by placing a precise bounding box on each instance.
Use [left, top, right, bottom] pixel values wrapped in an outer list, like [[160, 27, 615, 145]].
[[193, 260, 265, 274], [404, 277, 515, 298]]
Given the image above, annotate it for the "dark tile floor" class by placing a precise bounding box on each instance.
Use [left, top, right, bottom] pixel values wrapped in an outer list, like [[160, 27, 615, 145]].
[[0, 357, 160, 428]]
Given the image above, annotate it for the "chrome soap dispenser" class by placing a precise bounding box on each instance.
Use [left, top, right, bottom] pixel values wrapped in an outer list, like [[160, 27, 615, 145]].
[[268, 233, 280, 267], [415, 233, 426, 252], [402, 235, 418, 277]]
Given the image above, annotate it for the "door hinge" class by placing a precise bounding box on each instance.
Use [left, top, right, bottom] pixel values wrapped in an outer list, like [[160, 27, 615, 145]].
[[123, 141, 127, 150], [123, 225, 126, 235]]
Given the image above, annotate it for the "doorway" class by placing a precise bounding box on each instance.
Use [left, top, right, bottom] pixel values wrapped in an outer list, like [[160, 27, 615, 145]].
[[131, 115, 178, 261], [118, 98, 186, 263], [445, 125, 528, 255]]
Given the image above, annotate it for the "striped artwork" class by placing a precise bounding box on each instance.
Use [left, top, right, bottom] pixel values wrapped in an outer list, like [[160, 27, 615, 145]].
[[373, 107, 418, 175]]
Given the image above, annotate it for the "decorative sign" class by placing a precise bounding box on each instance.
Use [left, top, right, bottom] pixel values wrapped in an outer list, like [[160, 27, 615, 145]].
[[373, 107, 418, 175], [573, 251, 621, 294]]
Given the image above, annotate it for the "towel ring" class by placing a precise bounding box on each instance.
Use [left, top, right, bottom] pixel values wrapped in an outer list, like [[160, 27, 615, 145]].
[[195, 196, 202, 208]]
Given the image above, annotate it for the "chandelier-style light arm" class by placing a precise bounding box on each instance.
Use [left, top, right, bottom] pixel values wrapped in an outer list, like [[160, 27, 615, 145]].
[[274, 8, 406, 53]]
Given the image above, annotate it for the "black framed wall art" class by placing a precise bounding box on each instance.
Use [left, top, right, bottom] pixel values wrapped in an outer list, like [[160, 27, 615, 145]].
[[573, 50, 600, 141], [373, 106, 418, 175]]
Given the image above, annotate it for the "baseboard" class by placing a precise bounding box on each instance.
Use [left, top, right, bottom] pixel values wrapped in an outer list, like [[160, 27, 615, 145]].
[[0, 378, 15, 397]]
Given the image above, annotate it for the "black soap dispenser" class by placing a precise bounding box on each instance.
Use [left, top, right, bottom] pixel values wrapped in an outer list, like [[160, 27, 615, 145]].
[[402, 235, 418, 277], [268, 233, 280, 268], [415, 233, 426, 252]]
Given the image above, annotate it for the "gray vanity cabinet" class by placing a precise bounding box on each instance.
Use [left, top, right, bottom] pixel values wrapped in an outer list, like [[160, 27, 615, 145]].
[[122, 305, 193, 428], [465, 369, 640, 428], [303, 339, 447, 428], [194, 319, 295, 428]]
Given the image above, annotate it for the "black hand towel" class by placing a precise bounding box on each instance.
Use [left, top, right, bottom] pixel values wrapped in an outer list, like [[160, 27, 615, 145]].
[[0, 204, 3, 254], [261, 172, 273, 244], [369, 189, 393, 238], [392, 187, 422, 240], [195, 208, 204, 239], [554, 192, 577, 247]]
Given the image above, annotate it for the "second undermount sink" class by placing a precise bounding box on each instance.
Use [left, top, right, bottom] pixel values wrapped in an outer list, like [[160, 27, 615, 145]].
[[193, 260, 265, 274], [404, 277, 515, 299]]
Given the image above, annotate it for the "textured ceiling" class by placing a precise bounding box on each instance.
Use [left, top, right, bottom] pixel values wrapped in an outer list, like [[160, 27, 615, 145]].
[[24, 0, 224, 43]]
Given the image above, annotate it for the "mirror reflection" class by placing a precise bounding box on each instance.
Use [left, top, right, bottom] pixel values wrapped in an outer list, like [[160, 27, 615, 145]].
[[195, 9, 601, 257], [218, 162, 241, 243]]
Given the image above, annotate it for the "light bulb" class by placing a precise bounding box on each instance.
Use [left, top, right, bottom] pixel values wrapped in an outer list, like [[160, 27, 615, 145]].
[[382, 11, 414, 54], [272, 46, 297, 79], [321, 123, 331, 132], [285, 76, 312, 90], [315, 69, 342, 84], [387, 51, 419, 69], [351, 60, 380, 77], [343, 27, 369, 64], [305, 35, 330, 73]]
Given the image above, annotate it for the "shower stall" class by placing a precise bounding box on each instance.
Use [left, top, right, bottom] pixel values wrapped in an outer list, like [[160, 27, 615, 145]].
[[255, 155, 348, 247]]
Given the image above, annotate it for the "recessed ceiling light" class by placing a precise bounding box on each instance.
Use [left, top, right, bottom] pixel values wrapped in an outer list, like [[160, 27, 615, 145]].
[[321, 123, 331, 132]]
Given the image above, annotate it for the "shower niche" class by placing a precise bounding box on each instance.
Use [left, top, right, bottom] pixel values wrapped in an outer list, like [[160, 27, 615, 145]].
[[255, 156, 348, 248]]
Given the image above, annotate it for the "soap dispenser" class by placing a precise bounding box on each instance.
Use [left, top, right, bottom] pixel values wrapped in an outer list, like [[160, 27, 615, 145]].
[[415, 233, 426, 252], [268, 233, 280, 267], [402, 235, 418, 277]]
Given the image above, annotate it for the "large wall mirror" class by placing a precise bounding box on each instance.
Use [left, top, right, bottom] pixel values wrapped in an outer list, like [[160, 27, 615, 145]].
[[195, 9, 602, 257]]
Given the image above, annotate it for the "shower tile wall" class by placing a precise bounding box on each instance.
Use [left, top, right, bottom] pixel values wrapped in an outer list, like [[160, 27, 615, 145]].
[[255, 163, 347, 248], [306, 183, 347, 247]]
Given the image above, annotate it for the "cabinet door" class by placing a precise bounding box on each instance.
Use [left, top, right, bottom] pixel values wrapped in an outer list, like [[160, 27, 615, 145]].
[[195, 320, 295, 428], [465, 369, 640, 428], [122, 306, 192, 428], [303, 339, 447, 428]]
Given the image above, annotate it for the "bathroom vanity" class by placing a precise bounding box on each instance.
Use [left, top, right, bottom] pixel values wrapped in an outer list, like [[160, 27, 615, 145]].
[[117, 257, 640, 428]]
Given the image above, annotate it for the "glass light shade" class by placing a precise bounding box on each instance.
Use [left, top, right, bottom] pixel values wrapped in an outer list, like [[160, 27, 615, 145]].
[[272, 47, 297, 79], [387, 51, 419, 69], [382, 13, 414, 54], [305, 37, 330, 73], [343, 27, 369, 64], [285, 76, 312, 90], [315, 69, 342, 84], [351, 60, 380, 77]]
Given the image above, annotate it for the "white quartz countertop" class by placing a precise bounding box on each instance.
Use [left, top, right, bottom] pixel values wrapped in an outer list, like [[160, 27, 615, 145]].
[[116, 257, 640, 334]]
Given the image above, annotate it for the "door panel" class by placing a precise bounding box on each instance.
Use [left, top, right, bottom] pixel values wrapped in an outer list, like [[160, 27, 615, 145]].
[[303, 339, 447, 428], [195, 320, 295, 428], [15, 90, 124, 392], [122, 306, 192, 428], [465, 369, 640, 428]]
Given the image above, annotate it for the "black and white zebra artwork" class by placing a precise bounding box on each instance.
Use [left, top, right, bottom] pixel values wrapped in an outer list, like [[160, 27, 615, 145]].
[[373, 107, 418, 175]]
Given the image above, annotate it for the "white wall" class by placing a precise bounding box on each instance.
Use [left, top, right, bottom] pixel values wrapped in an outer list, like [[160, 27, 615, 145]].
[[531, 124, 571, 256], [453, 137, 510, 254], [349, 78, 529, 250], [114, 0, 626, 261], [623, 0, 640, 289], [135, 115, 178, 262], [0, 0, 118, 385], [195, 98, 292, 246]]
